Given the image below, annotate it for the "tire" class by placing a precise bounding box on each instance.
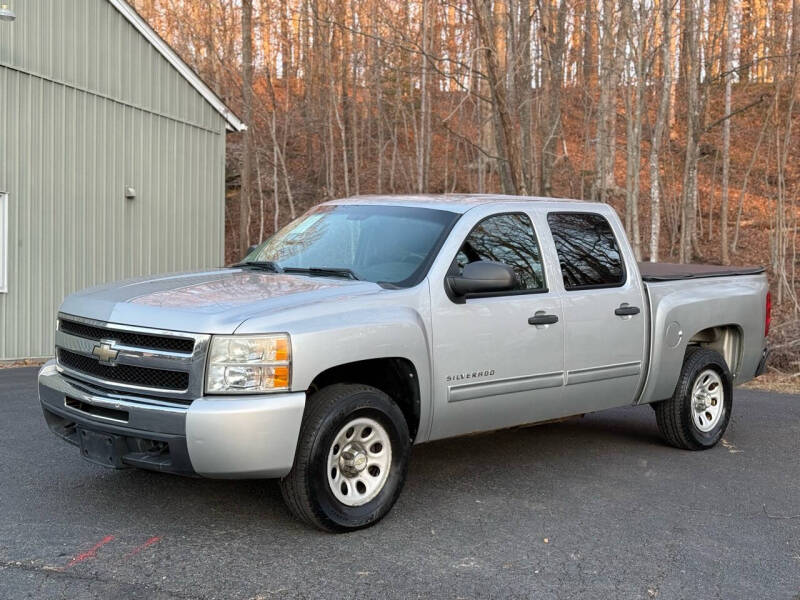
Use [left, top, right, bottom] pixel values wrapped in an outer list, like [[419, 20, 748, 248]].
[[280, 383, 411, 532], [654, 347, 733, 450]]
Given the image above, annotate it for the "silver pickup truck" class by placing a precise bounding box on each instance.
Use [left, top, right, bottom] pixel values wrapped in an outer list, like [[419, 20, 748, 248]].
[[38, 195, 770, 531]]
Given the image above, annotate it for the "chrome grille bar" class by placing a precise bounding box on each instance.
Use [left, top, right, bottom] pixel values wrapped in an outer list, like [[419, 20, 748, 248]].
[[55, 313, 210, 401]]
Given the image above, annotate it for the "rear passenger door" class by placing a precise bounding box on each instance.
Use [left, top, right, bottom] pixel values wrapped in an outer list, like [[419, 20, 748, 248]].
[[545, 211, 647, 412]]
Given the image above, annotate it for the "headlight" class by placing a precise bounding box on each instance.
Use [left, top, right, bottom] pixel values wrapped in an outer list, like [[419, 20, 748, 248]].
[[206, 334, 291, 394]]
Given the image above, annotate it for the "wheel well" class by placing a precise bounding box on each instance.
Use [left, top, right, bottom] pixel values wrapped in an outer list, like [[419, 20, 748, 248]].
[[309, 358, 421, 440], [687, 325, 742, 376]]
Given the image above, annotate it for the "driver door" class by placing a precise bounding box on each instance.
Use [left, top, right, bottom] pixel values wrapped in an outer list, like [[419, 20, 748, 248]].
[[428, 212, 565, 440]]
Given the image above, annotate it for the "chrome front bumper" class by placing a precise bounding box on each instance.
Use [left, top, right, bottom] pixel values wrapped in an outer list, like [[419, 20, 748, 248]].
[[38, 360, 306, 478]]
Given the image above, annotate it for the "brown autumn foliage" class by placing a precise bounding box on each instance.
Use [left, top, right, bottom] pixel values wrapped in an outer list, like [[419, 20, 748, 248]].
[[131, 0, 800, 381]]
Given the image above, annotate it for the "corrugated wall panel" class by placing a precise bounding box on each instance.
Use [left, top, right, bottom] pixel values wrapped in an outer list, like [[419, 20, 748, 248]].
[[0, 0, 219, 132], [0, 0, 227, 359]]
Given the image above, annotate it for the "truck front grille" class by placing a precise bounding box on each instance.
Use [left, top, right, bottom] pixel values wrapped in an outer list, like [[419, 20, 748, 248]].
[[59, 319, 195, 354], [58, 349, 190, 391], [55, 314, 210, 401]]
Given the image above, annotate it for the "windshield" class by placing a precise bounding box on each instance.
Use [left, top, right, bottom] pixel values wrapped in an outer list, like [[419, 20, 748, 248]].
[[242, 204, 460, 287]]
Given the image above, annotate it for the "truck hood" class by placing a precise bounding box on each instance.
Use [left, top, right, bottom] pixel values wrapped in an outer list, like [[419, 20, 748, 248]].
[[59, 269, 384, 334]]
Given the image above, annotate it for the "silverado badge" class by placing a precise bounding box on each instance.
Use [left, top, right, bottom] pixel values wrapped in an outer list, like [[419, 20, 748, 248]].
[[446, 369, 495, 383]]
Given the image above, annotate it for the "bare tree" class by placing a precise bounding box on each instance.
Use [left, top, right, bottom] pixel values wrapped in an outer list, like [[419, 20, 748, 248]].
[[792, 0, 800, 76], [239, 0, 254, 257], [624, 0, 654, 259], [720, 0, 734, 264], [582, 0, 597, 88], [593, 0, 628, 202], [648, 0, 673, 262], [680, 0, 700, 263], [417, 0, 432, 193], [538, 0, 570, 197], [514, 0, 534, 194], [134, 0, 800, 333], [472, 0, 529, 195]]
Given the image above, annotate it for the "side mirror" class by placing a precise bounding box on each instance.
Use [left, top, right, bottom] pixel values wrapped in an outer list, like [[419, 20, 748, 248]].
[[446, 260, 518, 299]]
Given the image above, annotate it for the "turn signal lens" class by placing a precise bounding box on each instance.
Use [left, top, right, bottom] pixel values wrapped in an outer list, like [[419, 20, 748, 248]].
[[206, 334, 291, 394], [271, 366, 290, 388], [273, 338, 290, 362]]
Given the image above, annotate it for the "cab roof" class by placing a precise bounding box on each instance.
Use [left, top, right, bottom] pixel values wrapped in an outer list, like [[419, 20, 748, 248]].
[[324, 194, 587, 214]]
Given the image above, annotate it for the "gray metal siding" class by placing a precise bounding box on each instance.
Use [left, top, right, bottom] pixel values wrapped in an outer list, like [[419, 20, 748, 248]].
[[0, 0, 227, 359], [0, 0, 221, 132]]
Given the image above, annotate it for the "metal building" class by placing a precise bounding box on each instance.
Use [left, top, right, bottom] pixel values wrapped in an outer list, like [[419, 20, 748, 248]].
[[0, 0, 245, 360]]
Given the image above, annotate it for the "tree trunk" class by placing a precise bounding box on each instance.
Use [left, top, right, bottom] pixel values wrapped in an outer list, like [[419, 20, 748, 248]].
[[732, 98, 773, 253], [239, 0, 254, 257], [775, 69, 798, 305], [517, 0, 533, 193], [539, 0, 569, 197], [473, 0, 528, 195], [280, 0, 291, 78], [350, 0, 360, 195], [624, 0, 647, 260], [792, 0, 800, 76], [680, 0, 700, 263], [720, 0, 734, 264], [417, 0, 431, 193], [667, 2, 679, 131], [593, 0, 627, 201], [649, 0, 673, 262], [740, 0, 754, 82], [582, 0, 597, 88]]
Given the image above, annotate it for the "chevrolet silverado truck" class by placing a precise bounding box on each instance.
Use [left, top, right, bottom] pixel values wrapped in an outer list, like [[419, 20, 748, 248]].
[[38, 195, 770, 531]]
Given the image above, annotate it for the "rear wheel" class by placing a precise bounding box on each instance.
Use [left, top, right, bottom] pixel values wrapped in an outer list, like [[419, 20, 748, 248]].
[[654, 347, 733, 450], [280, 384, 410, 532]]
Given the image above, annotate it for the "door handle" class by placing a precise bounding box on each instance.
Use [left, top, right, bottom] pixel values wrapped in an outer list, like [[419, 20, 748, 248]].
[[528, 314, 559, 325], [614, 304, 641, 316]]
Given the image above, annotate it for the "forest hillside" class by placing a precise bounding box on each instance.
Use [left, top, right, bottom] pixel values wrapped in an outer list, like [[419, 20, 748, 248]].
[[131, 0, 800, 381]]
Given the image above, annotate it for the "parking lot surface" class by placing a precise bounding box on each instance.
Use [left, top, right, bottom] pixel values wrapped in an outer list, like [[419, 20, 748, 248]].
[[1, 366, 798, 599]]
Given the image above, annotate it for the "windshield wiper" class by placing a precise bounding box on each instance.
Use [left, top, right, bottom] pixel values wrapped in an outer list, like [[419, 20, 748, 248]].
[[283, 267, 361, 280], [232, 260, 284, 273]]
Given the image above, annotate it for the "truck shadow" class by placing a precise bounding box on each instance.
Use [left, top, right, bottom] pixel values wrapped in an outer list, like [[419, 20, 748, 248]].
[[52, 405, 666, 532]]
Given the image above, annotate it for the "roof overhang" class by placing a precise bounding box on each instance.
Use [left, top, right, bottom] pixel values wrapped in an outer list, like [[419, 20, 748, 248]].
[[109, 0, 246, 133]]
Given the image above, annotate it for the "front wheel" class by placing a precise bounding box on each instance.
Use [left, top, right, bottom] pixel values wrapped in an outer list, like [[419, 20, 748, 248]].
[[654, 347, 733, 450], [280, 384, 410, 532]]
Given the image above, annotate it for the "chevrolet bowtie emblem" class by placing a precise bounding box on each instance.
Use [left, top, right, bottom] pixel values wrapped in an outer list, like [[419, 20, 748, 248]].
[[92, 341, 119, 366]]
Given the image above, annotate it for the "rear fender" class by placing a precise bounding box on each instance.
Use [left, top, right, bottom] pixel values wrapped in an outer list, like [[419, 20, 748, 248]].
[[638, 275, 767, 404]]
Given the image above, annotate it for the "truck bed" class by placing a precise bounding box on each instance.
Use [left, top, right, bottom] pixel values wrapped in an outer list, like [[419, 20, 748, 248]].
[[638, 262, 765, 282]]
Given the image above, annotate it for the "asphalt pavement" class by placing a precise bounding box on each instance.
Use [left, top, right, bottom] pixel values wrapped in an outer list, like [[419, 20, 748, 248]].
[[1, 366, 798, 599]]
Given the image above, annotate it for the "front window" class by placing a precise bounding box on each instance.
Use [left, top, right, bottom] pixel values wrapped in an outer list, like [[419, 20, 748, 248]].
[[453, 213, 546, 291], [244, 204, 459, 287]]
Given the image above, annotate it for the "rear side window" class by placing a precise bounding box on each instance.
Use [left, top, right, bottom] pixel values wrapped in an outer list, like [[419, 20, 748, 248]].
[[547, 212, 625, 290], [455, 213, 545, 291]]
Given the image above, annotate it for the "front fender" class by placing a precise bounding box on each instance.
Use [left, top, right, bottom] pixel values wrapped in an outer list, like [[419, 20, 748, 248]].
[[237, 304, 433, 442]]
